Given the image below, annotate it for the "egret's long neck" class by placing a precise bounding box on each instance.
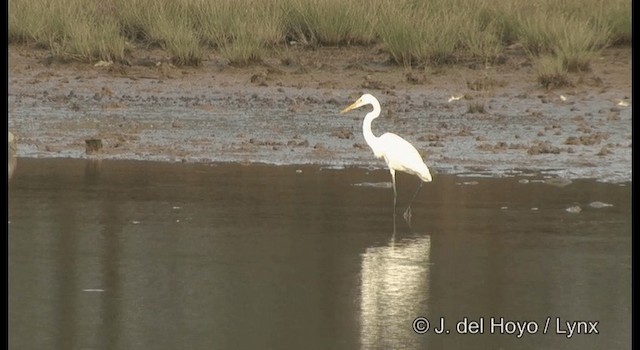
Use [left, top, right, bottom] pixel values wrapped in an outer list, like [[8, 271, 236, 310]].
[[362, 99, 381, 152]]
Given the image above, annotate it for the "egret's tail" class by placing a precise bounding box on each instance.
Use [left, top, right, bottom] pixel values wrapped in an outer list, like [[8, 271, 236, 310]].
[[420, 167, 433, 183]]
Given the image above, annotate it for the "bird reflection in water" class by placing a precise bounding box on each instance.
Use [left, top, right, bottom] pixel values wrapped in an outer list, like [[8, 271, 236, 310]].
[[359, 235, 431, 349]]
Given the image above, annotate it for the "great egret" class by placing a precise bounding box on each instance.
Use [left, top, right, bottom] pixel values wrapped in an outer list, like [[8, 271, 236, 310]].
[[341, 94, 432, 224]]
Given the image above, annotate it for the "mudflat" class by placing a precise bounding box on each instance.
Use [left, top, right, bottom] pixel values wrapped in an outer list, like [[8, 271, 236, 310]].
[[8, 45, 631, 182]]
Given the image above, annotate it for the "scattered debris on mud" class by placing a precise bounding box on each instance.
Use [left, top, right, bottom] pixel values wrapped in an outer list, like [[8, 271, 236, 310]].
[[8, 45, 632, 183]]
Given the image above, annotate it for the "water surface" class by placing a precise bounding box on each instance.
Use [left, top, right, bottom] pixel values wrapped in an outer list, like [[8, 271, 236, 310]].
[[8, 159, 631, 349]]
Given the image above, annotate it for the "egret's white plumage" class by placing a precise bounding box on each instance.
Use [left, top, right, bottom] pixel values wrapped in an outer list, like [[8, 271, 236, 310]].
[[341, 93, 432, 224]]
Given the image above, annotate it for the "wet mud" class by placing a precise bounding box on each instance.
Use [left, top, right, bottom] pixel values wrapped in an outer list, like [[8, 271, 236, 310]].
[[8, 45, 631, 183]]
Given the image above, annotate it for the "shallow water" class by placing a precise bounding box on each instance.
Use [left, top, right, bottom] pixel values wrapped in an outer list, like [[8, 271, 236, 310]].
[[8, 159, 631, 349]]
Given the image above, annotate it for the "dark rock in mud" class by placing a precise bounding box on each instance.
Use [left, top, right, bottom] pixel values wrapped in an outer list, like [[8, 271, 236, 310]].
[[85, 138, 103, 154]]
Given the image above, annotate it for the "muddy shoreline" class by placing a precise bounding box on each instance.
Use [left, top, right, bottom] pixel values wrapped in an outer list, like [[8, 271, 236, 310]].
[[8, 45, 632, 183]]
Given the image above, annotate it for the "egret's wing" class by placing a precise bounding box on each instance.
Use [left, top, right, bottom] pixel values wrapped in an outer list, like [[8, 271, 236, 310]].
[[379, 133, 431, 181]]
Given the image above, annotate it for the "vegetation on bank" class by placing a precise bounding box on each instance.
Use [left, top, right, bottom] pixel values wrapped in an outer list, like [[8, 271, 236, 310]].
[[9, 0, 630, 85]]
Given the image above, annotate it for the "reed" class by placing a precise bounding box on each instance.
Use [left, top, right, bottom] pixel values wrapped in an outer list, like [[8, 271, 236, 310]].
[[9, 0, 630, 68]]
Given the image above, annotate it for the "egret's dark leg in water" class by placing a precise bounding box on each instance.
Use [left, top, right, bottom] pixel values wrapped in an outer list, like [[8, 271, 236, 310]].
[[391, 169, 397, 217], [403, 181, 424, 225], [390, 169, 399, 235]]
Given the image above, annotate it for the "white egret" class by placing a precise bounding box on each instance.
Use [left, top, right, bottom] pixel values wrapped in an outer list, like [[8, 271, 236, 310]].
[[341, 94, 432, 224]]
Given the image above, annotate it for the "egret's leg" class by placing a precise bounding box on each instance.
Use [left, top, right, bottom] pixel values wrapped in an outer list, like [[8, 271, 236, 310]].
[[390, 169, 397, 216], [403, 181, 424, 225]]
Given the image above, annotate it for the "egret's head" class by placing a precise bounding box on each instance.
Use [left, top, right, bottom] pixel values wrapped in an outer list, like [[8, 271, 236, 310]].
[[340, 93, 377, 114]]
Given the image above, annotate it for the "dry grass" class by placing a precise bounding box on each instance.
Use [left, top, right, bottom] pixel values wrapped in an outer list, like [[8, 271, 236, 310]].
[[377, 3, 468, 66], [10, 0, 126, 62], [283, 0, 377, 46], [9, 0, 630, 67]]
